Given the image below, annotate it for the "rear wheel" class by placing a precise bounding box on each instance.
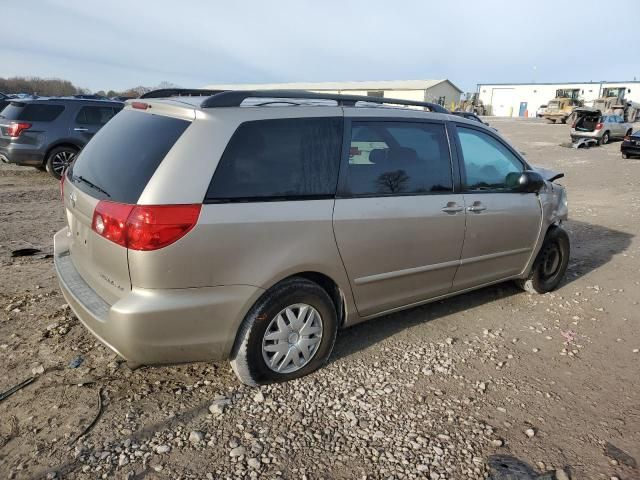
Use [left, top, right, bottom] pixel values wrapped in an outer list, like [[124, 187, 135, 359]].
[[622, 153, 629, 159], [230, 277, 338, 386], [516, 227, 570, 294], [46, 146, 77, 179]]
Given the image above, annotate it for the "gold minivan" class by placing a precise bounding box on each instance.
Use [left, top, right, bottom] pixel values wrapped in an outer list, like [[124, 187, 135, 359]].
[[54, 90, 569, 385]]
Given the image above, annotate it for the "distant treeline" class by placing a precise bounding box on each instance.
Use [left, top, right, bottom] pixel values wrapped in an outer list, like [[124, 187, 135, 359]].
[[0, 76, 179, 98], [0, 76, 88, 96]]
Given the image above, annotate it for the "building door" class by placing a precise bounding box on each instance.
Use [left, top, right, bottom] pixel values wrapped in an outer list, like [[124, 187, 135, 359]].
[[519, 102, 528, 117], [490, 88, 515, 116]]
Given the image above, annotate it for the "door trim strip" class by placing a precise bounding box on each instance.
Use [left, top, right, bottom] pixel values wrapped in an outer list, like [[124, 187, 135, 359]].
[[353, 247, 531, 286]]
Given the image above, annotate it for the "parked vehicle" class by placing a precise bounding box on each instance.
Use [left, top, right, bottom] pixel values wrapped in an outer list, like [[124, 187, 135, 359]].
[[54, 90, 570, 386], [455, 92, 486, 116], [536, 104, 547, 118], [592, 87, 639, 123], [621, 130, 640, 158], [543, 89, 583, 124], [0, 97, 123, 178], [571, 108, 633, 145], [0, 92, 11, 112]]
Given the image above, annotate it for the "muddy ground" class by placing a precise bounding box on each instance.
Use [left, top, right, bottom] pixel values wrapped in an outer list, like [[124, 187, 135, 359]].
[[0, 118, 638, 480]]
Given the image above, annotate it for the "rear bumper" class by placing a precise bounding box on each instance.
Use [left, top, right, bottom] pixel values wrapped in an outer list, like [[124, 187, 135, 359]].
[[0, 143, 45, 166], [53, 227, 264, 365]]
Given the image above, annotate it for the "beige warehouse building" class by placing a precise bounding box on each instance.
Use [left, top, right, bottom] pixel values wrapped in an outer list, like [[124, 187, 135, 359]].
[[203, 79, 463, 109]]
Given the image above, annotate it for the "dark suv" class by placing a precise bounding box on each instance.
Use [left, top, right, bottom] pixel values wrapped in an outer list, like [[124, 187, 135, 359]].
[[0, 97, 123, 178]]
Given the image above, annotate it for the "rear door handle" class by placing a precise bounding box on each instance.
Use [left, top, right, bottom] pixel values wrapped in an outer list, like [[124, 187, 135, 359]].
[[74, 127, 89, 132], [467, 202, 487, 213], [442, 202, 464, 214]]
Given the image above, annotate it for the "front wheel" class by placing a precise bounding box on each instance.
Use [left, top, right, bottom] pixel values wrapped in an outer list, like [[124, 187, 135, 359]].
[[599, 132, 610, 145], [516, 227, 570, 294], [46, 146, 77, 179], [230, 277, 338, 386]]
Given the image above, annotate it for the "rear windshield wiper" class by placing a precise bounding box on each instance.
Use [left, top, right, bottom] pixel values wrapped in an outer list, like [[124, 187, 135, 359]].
[[73, 174, 111, 198]]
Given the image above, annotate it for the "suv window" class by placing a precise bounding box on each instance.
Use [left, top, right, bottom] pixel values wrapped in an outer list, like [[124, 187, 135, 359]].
[[68, 110, 190, 203], [342, 121, 452, 196], [0, 102, 65, 122], [75, 106, 117, 125], [206, 117, 342, 202], [457, 126, 524, 191]]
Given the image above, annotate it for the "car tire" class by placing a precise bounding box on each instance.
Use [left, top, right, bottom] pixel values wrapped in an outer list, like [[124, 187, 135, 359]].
[[599, 132, 610, 145], [46, 146, 78, 179], [230, 277, 338, 386], [622, 153, 629, 159], [516, 227, 570, 294]]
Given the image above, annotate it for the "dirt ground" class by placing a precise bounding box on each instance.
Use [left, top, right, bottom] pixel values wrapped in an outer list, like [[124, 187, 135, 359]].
[[0, 118, 639, 480]]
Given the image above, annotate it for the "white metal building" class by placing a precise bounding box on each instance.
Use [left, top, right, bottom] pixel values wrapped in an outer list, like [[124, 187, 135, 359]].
[[477, 81, 640, 117], [202, 79, 463, 109]]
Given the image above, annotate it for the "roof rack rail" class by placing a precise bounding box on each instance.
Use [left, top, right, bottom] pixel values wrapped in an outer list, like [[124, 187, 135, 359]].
[[200, 90, 450, 113], [140, 88, 226, 99]]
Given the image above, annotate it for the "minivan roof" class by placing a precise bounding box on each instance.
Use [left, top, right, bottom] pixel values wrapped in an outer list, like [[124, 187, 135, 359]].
[[136, 89, 450, 114]]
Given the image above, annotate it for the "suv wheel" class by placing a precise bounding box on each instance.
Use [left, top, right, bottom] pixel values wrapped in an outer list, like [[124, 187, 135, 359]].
[[600, 132, 610, 145], [230, 277, 338, 386], [46, 146, 77, 179], [516, 227, 570, 294], [622, 152, 629, 159]]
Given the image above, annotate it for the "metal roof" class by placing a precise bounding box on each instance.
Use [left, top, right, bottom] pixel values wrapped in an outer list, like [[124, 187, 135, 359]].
[[202, 79, 462, 93], [477, 80, 640, 87]]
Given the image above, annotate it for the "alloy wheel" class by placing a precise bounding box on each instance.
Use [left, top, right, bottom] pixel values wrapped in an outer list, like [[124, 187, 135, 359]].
[[51, 150, 76, 176]]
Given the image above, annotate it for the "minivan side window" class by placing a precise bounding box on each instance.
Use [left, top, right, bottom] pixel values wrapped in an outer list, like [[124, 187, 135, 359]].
[[341, 121, 452, 196], [75, 106, 117, 125], [457, 126, 524, 191], [206, 117, 343, 202]]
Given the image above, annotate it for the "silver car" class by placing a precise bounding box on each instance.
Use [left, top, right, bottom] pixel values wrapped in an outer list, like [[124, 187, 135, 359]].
[[54, 90, 570, 386], [571, 108, 633, 145]]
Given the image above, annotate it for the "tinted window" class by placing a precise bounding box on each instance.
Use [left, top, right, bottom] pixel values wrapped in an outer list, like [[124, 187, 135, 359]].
[[0, 102, 65, 121], [68, 110, 190, 203], [76, 106, 117, 125], [457, 126, 523, 191], [343, 121, 452, 196], [206, 117, 342, 201]]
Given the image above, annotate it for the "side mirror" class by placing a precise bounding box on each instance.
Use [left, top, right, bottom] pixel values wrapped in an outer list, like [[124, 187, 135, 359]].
[[517, 170, 545, 193]]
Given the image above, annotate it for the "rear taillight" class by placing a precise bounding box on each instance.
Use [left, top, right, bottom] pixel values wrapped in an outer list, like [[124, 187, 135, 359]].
[[7, 122, 31, 138], [92, 201, 201, 251], [595, 122, 604, 130], [92, 201, 134, 248]]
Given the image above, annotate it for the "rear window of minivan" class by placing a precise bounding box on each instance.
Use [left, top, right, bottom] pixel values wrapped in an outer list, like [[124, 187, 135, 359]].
[[68, 110, 190, 204], [0, 102, 65, 121]]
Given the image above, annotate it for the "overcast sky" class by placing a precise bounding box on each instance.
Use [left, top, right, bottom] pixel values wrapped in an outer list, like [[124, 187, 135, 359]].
[[2, 0, 638, 93]]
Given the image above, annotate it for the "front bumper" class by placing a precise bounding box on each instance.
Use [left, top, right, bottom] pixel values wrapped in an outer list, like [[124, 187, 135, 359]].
[[53, 227, 264, 365]]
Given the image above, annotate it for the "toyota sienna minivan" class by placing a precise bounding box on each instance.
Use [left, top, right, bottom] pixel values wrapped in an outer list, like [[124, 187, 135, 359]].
[[54, 90, 569, 386]]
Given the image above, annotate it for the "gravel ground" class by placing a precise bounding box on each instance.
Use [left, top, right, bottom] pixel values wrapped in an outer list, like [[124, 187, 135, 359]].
[[0, 118, 639, 480]]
